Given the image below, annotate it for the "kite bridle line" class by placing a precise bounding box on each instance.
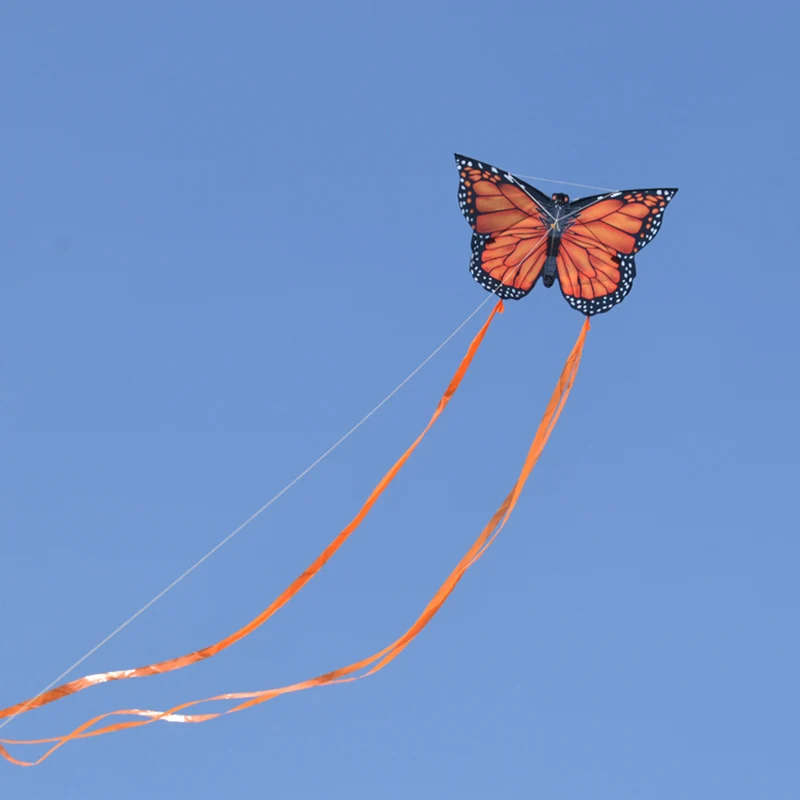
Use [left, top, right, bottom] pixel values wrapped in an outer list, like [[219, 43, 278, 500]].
[[0, 291, 501, 737], [514, 173, 616, 194], [510, 169, 627, 230], [506, 171, 639, 261], [503, 172, 619, 232]]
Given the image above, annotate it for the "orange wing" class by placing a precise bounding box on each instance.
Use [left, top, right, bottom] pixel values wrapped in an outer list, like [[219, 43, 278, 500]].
[[456, 155, 551, 300], [557, 189, 677, 315]]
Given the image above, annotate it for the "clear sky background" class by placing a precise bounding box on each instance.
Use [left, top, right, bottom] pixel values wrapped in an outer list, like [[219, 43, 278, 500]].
[[2, 1, 798, 796]]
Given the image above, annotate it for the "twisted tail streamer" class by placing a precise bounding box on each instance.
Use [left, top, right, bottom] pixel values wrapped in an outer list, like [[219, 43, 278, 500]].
[[0, 300, 504, 728], [1, 316, 589, 767]]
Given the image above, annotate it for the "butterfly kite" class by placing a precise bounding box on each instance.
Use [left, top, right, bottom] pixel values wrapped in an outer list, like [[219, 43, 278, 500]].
[[455, 154, 677, 314], [1, 155, 677, 766]]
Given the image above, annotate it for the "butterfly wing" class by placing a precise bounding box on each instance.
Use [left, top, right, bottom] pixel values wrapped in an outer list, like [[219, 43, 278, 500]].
[[556, 188, 678, 316], [455, 154, 552, 300]]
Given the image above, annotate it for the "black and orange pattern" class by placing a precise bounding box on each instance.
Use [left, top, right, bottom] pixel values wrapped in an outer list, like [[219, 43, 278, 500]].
[[455, 154, 677, 315], [456, 157, 551, 299]]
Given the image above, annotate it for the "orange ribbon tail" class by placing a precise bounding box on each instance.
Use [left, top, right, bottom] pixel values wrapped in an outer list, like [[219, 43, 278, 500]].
[[1, 314, 589, 767]]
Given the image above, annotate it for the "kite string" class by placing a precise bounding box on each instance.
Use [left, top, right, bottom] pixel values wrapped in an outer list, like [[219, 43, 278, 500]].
[[0, 293, 496, 736], [0, 296, 504, 723]]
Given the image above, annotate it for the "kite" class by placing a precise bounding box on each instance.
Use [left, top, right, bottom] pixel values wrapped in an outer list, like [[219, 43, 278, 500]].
[[455, 154, 678, 314], [0, 155, 677, 766]]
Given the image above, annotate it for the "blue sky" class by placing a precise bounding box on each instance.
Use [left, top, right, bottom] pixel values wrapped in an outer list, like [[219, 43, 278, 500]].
[[2, 0, 798, 795]]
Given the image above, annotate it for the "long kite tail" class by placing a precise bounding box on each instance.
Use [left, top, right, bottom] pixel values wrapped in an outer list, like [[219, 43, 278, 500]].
[[1, 315, 589, 767], [0, 300, 504, 727]]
